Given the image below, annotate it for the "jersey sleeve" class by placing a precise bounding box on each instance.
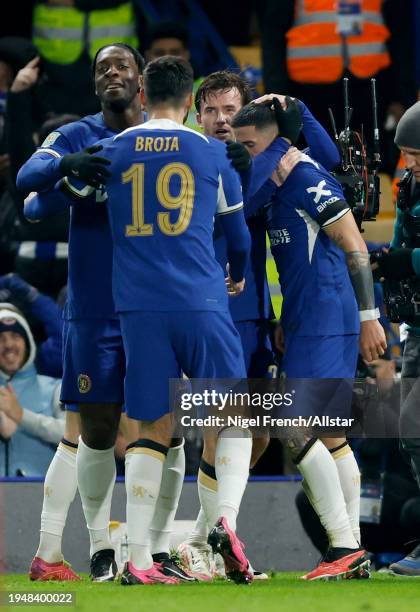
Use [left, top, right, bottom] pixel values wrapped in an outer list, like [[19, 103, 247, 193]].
[[299, 100, 341, 171], [245, 137, 289, 200], [16, 130, 73, 195], [215, 149, 244, 216], [290, 164, 350, 227], [23, 183, 70, 221]]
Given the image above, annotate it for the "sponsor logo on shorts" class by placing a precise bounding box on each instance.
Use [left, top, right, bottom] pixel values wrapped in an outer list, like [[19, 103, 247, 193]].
[[78, 374, 92, 394]]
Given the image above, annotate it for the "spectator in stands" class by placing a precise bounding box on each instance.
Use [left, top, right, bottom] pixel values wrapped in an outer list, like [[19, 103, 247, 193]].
[[144, 21, 204, 130], [5, 55, 79, 296], [0, 274, 63, 378], [29, 0, 142, 117], [261, 0, 417, 174], [0, 37, 40, 273], [0, 303, 64, 477]]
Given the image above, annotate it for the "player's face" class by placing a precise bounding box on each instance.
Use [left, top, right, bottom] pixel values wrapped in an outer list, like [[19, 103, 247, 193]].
[[197, 88, 243, 141], [0, 332, 27, 375], [95, 46, 140, 111], [147, 38, 190, 61], [401, 147, 420, 182], [233, 124, 278, 157]]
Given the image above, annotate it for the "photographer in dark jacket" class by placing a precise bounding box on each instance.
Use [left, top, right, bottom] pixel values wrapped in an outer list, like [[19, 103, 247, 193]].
[[374, 101, 420, 575]]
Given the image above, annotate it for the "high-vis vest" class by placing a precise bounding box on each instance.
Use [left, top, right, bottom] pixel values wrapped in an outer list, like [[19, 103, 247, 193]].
[[33, 2, 138, 65], [286, 0, 391, 84]]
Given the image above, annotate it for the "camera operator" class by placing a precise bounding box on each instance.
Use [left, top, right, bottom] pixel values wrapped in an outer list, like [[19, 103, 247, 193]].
[[374, 101, 420, 576]]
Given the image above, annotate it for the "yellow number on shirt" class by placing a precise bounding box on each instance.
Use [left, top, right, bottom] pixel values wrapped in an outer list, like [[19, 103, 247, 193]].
[[123, 163, 195, 237]]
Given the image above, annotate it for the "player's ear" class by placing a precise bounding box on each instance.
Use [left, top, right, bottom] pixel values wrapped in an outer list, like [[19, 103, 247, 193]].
[[185, 93, 193, 110], [140, 88, 147, 107], [137, 75, 143, 94], [196, 112, 202, 126]]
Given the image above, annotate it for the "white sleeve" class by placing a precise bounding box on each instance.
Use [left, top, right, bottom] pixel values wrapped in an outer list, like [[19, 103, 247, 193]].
[[19, 383, 65, 445], [216, 173, 243, 216]]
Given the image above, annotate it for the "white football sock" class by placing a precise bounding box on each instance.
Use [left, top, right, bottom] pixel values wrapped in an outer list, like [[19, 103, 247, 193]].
[[126, 446, 166, 570], [215, 428, 252, 532], [196, 460, 218, 541], [186, 508, 209, 546], [150, 440, 185, 555], [331, 443, 361, 544], [76, 437, 116, 557], [297, 439, 358, 549], [37, 441, 78, 563]]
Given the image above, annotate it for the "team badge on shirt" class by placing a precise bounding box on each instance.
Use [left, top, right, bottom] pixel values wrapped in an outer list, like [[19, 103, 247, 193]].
[[41, 132, 61, 147]]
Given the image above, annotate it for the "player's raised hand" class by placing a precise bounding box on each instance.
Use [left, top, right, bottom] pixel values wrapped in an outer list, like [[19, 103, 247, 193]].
[[225, 264, 245, 296], [253, 93, 288, 109], [60, 145, 112, 189], [10, 56, 41, 93], [226, 140, 251, 172], [271, 97, 303, 145], [359, 319, 387, 363]]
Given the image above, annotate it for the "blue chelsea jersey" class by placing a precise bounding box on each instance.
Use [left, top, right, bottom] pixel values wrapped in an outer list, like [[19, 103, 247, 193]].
[[88, 119, 247, 312], [267, 155, 359, 337], [33, 113, 118, 319]]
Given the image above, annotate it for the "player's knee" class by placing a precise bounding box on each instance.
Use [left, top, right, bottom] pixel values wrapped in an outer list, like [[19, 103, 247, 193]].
[[320, 436, 346, 451], [285, 434, 316, 464], [202, 437, 217, 465], [64, 411, 81, 444], [250, 432, 270, 468], [79, 403, 121, 449]]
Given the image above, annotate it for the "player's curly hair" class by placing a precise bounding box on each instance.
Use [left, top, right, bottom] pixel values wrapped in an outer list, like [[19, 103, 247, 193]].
[[195, 71, 252, 114]]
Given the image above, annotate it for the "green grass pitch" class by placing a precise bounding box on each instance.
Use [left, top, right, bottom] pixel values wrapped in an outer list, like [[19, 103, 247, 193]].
[[2, 573, 419, 612]]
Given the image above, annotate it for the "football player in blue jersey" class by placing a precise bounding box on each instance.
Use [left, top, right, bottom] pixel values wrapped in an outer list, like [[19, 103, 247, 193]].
[[66, 55, 254, 585], [178, 72, 342, 579], [231, 101, 386, 580], [17, 43, 157, 583]]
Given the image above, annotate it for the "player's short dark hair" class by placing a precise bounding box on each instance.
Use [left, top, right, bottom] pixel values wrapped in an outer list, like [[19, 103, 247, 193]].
[[143, 56, 194, 107], [195, 71, 252, 114], [231, 102, 276, 130], [91, 43, 145, 76], [146, 21, 189, 50]]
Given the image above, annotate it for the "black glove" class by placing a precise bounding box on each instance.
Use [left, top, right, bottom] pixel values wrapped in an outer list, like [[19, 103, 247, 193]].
[[272, 96, 303, 145], [376, 248, 415, 280], [60, 145, 111, 189], [226, 140, 251, 172]]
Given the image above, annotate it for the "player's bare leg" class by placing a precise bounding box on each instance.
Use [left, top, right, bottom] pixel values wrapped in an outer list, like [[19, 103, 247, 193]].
[[77, 403, 121, 581], [30, 411, 81, 581], [250, 433, 270, 469]]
